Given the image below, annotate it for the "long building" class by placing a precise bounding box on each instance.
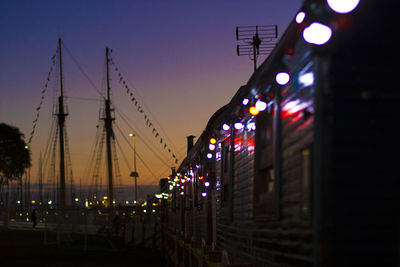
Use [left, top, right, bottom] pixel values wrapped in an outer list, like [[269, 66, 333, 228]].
[[160, 1, 399, 266]]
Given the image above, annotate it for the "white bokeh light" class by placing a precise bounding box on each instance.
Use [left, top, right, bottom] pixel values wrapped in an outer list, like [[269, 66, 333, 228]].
[[327, 0, 360, 14], [234, 122, 244, 130], [298, 72, 314, 87], [255, 100, 267, 111], [296, 11, 306, 24], [275, 72, 290, 85], [303, 22, 332, 45]]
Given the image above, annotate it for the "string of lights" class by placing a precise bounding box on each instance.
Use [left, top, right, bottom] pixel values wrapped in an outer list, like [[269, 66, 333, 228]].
[[110, 58, 179, 165], [27, 52, 57, 145]]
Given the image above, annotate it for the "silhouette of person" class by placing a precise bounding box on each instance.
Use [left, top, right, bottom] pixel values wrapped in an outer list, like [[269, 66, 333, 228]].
[[30, 209, 37, 228]]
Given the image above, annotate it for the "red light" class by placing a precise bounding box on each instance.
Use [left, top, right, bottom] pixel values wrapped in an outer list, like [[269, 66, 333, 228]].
[[334, 16, 352, 31], [285, 48, 295, 56]]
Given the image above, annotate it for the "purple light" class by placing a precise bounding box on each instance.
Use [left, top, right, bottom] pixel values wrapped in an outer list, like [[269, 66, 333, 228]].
[[201, 192, 207, 197], [204, 181, 210, 187]]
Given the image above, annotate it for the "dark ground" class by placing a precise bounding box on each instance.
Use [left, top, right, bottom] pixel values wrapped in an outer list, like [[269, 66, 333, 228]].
[[0, 227, 166, 266]]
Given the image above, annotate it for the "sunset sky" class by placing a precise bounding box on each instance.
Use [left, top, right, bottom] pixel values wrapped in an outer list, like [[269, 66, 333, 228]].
[[0, 1, 302, 198]]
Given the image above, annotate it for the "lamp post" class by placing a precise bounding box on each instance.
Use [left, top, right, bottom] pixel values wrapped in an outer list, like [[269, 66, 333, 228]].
[[129, 133, 139, 203]]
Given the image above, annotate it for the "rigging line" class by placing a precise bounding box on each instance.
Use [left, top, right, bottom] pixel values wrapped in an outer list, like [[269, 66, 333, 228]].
[[113, 131, 132, 172], [115, 109, 173, 168], [111, 58, 179, 153], [115, 108, 163, 156], [60, 40, 105, 100], [115, 125, 161, 183], [83, 119, 102, 184], [65, 95, 102, 102]]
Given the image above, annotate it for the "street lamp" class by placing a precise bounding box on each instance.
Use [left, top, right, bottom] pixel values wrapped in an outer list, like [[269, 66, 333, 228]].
[[129, 133, 139, 203]]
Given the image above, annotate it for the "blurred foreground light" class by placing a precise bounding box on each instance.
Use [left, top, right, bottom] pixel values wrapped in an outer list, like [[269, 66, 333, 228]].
[[276, 72, 290, 86], [222, 123, 230, 131], [296, 11, 306, 24], [247, 122, 256, 131], [303, 22, 332, 45], [255, 100, 267, 111], [327, 0, 360, 14], [234, 122, 244, 130], [75, 198, 79, 202], [249, 106, 259, 116], [299, 72, 314, 87]]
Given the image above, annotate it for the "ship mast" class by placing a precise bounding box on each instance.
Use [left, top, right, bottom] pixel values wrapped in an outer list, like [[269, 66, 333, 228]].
[[104, 47, 115, 210], [57, 38, 67, 211]]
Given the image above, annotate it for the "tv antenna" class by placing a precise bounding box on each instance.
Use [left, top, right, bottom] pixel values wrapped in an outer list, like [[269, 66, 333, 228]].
[[236, 25, 278, 72]]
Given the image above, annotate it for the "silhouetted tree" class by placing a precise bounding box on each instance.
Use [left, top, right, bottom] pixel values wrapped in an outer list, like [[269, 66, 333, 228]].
[[0, 123, 31, 186]]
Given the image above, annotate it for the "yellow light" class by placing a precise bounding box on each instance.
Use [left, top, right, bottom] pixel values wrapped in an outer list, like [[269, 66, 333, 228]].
[[249, 106, 260, 116], [31, 200, 35, 204], [104, 196, 108, 199], [209, 138, 217, 144]]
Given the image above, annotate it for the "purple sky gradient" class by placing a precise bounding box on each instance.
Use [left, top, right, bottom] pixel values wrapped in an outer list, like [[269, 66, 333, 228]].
[[0, 1, 302, 194]]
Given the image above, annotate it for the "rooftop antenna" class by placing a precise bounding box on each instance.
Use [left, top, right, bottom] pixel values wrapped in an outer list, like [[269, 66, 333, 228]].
[[236, 25, 278, 72]]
